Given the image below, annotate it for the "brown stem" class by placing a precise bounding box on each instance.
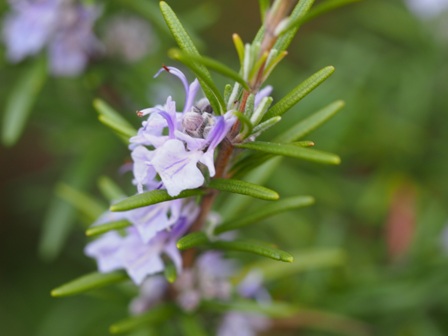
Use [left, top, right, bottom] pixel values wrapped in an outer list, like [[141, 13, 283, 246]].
[[181, 0, 296, 268]]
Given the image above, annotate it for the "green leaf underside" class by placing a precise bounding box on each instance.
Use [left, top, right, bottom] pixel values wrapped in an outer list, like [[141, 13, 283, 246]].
[[232, 100, 344, 177], [215, 196, 315, 234], [263, 66, 335, 121], [235, 141, 341, 165], [2, 56, 46, 146], [85, 220, 131, 237], [51, 271, 128, 297], [202, 299, 298, 318], [109, 304, 176, 334], [177, 232, 208, 250], [178, 233, 293, 263], [110, 189, 204, 212], [208, 178, 279, 200], [159, 2, 224, 113], [170, 49, 249, 90]]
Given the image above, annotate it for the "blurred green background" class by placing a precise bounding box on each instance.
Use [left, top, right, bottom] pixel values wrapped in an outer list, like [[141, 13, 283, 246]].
[[1, 0, 448, 335]]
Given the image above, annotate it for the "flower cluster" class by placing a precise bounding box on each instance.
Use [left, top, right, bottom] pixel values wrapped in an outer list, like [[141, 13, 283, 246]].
[[85, 67, 237, 284], [2, 0, 100, 76], [131, 252, 271, 335]]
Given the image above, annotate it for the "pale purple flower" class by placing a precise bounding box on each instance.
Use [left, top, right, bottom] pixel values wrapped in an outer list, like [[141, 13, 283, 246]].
[[2, 0, 100, 76], [85, 199, 199, 285], [218, 312, 270, 336], [130, 66, 236, 196]]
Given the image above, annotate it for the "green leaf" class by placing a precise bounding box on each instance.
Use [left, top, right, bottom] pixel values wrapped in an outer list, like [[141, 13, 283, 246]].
[[209, 240, 294, 262], [177, 232, 208, 250], [2, 56, 46, 146], [160, 2, 223, 113], [233, 111, 253, 139], [111, 189, 204, 212], [232, 33, 245, 66], [39, 133, 116, 261], [55, 183, 105, 222], [170, 49, 249, 90], [85, 220, 131, 237], [258, 0, 270, 22], [263, 66, 335, 120], [168, 49, 226, 112], [237, 248, 346, 283], [273, 0, 315, 52], [164, 260, 178, 283], [98, 176, 126, 201], [93, 99, 136, 139], [235, 141, 341, 165], [209, 178, 279, 201], [202, 299, 298, 318], [51, 271, 128, 297], [215, 196, 315, 234], [276, 100, 345, 142], [302, 0, 361, 24], [110, 304, 176, 334], [178, 314, 208, 336]]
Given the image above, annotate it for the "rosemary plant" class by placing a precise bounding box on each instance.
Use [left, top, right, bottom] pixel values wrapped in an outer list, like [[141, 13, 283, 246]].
[[50, 1, 350, 334]]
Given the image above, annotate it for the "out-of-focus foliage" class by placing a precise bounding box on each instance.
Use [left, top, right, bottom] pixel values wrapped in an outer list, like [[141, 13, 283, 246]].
[[1, 0, 447, 335]]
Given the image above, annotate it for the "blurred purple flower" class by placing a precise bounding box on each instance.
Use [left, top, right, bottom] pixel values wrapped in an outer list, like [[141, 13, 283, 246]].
[[217, 312, 270, 336], [174, 252, 236, 311], [103, 15, 159, 63], [2, 0, 100, 76]]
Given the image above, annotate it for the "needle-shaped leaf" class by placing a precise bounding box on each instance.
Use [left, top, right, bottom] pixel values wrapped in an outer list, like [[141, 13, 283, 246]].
[[209, 240, 293, 262], [273, 0, 315, 52], [215, 196, 315, 234], [258, 0, 270, 23], [94, 99, 136, 140], [51, 271, 128, 297], [160, 2, 223, 113], [232, 33, 245, 66], [302, 0, 361, 24], [276, 100, 345, 142], [263, 66, 335, 120], [85, 220, 131, 237], [202, 299, 298, 318], [208, 178, 279, 201], [2, 56, 46, 146], [98, 176, 126, 201], [163, 260, 178, 283], [235, 141, 341, 165], [236, 248, 346, 283], [170, 49, 249, 90], [110, 189, 204, 212], [55, 183, 106, 222], [109, 304, 176, 334], [177, 232, 208, 250]]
